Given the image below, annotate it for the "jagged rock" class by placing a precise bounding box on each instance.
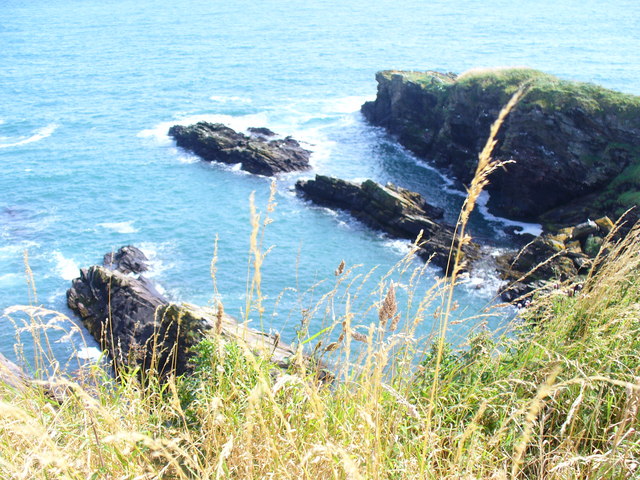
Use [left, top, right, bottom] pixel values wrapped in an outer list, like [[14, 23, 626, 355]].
[[103, 245, 149, 275], [168, 122, 311, 176], [296, 175, 477, 272], [362, 69, 640, 223], [247, 127, 276, 138], [67, 255, 300, 378], [496, 216, 619, 301]]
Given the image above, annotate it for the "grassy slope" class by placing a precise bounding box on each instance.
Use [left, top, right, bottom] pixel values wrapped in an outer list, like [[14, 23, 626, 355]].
[[0, 222, 638, 479]]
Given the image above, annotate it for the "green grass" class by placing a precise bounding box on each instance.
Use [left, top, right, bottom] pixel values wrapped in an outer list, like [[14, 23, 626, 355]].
[[1, 224, 637, 479], [394, 67, 640, 121]]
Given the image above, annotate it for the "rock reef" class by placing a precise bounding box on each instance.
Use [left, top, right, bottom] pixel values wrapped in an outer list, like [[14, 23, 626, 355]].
[[296, 175, 478, 272], [67, 246, 300, 378], [168, 122, 311, 176], [362, 69, 640, 224]]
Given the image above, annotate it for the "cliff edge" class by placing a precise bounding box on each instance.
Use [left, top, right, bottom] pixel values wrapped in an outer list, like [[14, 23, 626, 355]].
[[362, 68, 640, 226]]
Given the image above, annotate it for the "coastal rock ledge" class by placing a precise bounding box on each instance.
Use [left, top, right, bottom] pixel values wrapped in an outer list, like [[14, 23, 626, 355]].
[[295, 175, 479, 272], [67, 246, 300, 377], [168, 122, 311, 176], [362, 68, 640, 225]]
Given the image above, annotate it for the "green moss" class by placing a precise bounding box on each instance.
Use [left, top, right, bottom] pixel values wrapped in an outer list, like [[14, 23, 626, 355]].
[[392, 67, 640, 122]]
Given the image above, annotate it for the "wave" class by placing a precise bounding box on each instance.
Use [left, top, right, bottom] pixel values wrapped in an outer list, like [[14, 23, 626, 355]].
[[137, 242, 174, 279], [0, 123, 58, 149], [0, 273, 20, 286], [476, 192, 542, 236], [76, 347, 103, 361], [52, 251, 79, 281], [97, 221, 139, 234], [209, 95, 253, 104]]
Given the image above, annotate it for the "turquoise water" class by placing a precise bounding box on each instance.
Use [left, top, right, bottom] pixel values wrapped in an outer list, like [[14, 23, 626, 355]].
[[1, 0, 639, 365]]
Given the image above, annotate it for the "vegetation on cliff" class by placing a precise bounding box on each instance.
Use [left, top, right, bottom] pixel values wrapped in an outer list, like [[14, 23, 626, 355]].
[[363, 67, 640, 224]]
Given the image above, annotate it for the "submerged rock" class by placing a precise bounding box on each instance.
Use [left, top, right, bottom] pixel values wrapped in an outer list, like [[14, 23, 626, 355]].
[[168, 122, 311, 176], [362, 69, 640, 223], [296, 175, 478, 272], [67, 250, 301, 378]]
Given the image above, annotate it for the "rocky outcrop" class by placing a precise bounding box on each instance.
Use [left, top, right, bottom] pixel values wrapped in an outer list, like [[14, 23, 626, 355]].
[[103, 245, 149, 275], [497, 216, 621, 301], [67, 249, 300, 378], [168, 122, 311, 176], [295, 175, 478, 272], [362, 69, 640, 224]]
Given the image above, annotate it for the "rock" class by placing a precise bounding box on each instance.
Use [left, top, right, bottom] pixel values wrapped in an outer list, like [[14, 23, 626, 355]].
[[168, 122, 311, 176], [247, 127, 276, 138], [594, 216, 615, 233], [362, 69, 640, 223], [67, 254, 302, 378], [583, 235, 604, 257], [296, 175, 477, 272], [570, 220, 599, 241], [494, 214, 635, 301], [103, 245, 149, 274]]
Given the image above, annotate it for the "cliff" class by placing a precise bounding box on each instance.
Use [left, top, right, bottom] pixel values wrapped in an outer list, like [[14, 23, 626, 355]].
[[362, 68, 640, 225]]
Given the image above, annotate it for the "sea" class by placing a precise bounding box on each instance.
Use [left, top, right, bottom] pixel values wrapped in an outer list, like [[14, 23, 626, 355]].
[[1, 0, 639, 369]]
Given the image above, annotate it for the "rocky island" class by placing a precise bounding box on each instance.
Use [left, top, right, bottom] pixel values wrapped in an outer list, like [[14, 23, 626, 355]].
[[296, 175, 478, 272], [168, 122, 311, 176], [362, 68, 640, 226]]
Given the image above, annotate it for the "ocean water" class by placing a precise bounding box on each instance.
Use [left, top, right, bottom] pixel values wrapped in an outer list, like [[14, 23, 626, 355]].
[[1, 0, 639, 367]]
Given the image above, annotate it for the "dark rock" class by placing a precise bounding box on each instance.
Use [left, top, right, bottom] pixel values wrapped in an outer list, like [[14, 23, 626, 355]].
[[103, 245, 149, 275], [362, 69, 640, 223], [168, 122, 311, 176], [296, 175, 476, 272], [67, 254, 299, 378], [495, 215, 628, 302], [247, 127, 276, 137]]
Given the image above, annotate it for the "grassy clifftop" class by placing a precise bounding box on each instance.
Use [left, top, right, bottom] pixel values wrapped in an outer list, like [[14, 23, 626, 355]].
[[366, 68, 640, 222]]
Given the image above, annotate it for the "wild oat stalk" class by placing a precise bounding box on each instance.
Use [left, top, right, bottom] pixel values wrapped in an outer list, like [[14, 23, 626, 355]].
[[425, 86, 529, 435]]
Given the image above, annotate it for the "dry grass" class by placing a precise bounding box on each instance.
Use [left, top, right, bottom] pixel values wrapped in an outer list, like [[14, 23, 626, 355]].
[[0, 91, 638, 479]]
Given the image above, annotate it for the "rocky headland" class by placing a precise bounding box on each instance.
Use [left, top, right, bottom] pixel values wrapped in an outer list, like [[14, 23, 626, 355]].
[[361, 68, 640, 300], [296, 175, 479, 272], [362, 68, 640, 226], [67, 246, 303, 378], [168, 122, 311, 176]]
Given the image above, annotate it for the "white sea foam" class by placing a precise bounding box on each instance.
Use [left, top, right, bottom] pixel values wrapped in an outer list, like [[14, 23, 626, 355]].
[[175, 150, 199, 164], [209, 95, 253, 104], [0, 241, 39, 260], [477, 192, 543, 236], [0, 123, 58, 149], [321, 95, 373, 115], [459, 249, 509, 298], [98, 221, 139, 234], [137, 242, 174, 278], [52, 251, 79, 281], [382, 238, 413, 256], [76, 347, 103, 361]]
